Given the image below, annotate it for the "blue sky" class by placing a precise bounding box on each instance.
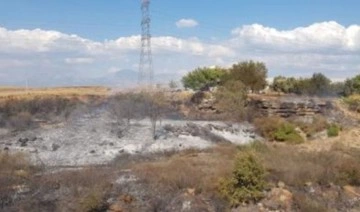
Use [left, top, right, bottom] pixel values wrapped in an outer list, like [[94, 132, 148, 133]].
[[1, 0, 359, 40], [0, 0, 359, 86]]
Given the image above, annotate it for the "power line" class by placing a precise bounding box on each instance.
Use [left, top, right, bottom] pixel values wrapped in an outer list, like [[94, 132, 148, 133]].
[[138, 0, 153, 86]]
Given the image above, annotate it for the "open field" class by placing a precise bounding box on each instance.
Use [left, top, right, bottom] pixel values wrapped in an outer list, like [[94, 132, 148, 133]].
[[0, 85, 359, 211], [0, 86, 110, 100]]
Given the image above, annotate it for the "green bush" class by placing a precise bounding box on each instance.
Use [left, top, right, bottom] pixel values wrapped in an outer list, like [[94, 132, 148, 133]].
[[182, 67, 225, 90], [219, 150, 266, 206], [274, 123, 304, 144], [254, 117, 304, 144], [327, 124, 340, 137]]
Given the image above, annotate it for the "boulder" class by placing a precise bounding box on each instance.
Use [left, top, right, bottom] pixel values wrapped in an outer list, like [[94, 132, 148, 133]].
[[261, 187, 293, 211]]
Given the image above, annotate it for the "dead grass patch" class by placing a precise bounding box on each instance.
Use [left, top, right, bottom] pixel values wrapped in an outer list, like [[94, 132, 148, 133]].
[[132, 144, 237, 195], [260, 143, 360, 187], [0, 86, 109, 100]]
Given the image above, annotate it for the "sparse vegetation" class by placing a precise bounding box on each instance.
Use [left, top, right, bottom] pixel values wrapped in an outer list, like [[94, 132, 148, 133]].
[[344, 94, 360, 113], [109, 92, 147, 125], [1, 69, 360, 211], [0, 96, 84, 130], [215, 80, 247, 121], [292, 115, 329, 138]]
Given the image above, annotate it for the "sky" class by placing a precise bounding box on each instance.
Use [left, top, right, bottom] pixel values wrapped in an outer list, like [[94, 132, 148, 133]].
[[0, 0, 359, 87]]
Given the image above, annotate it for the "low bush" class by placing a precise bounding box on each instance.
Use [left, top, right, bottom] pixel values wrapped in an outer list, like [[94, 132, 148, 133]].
[[327, 124, 340, 137], [254, 117, 304, 144], [253, 117, 285, 140], [273, 123, 304, 144], [218, 150, 266, 206]]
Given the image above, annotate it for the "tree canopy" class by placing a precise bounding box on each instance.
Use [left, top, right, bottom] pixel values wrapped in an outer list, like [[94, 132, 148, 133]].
[[271, 73, 339, 96], [181, 67, 225, 90], [344, 75, 360, 96], [226, 61, 268, 93]]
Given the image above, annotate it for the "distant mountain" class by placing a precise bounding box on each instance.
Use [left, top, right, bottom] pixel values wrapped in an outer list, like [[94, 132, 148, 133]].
[[0, 68, 181, 88]]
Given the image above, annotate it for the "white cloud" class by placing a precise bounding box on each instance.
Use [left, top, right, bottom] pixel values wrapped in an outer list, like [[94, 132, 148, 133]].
[[176, 19, 199, 28], [0, 21, 360, 86], [230, 21, 360, 53]]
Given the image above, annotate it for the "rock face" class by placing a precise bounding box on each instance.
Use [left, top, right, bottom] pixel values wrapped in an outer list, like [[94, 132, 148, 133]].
[[190, 91, 218, 114], [249, 95, 333, 118]]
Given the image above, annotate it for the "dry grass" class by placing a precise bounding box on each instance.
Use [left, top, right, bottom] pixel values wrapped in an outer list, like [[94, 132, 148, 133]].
[[0, 86, 109, 100], [0, 152, 35, 208], [132, 145, 238, 194], [259, 143, 360, 187], [344, 94, 360, 113], [35, 167, 113, 211], [292, 115, 329, 138]]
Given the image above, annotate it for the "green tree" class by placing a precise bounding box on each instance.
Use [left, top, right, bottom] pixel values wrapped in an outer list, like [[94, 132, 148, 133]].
[[309, 73, 331, 96], [215, 80, 247, 121], [271, 76, 297, 93], [344, 75, 360, 96], [227, 61, 268, 93], [291, 73, 332, 96], [181, 67, 225, 90]]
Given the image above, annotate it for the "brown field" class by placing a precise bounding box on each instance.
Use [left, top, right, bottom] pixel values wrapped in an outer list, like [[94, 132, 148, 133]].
[[0, 86, 110, 100]]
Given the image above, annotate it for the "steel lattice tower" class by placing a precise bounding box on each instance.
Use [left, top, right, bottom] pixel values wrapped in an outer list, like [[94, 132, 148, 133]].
[[138, 0, 153, 86]]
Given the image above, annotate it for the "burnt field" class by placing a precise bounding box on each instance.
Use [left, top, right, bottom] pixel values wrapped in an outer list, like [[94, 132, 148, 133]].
[[0, 87, 359, 212]]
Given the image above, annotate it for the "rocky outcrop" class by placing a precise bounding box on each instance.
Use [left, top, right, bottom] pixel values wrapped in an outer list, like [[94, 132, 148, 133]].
[[190, 91, 218, 114], [250, 95, 333, 118]]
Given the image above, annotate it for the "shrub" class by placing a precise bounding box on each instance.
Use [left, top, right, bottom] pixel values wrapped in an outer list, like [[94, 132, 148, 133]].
[[215, 80, 247, 121], [218, 150, 266, 206], [254, 117, 304, 144], [327, 124, 340, 137], [273, 123, 304, 144], [253, 117, 285, 140]]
